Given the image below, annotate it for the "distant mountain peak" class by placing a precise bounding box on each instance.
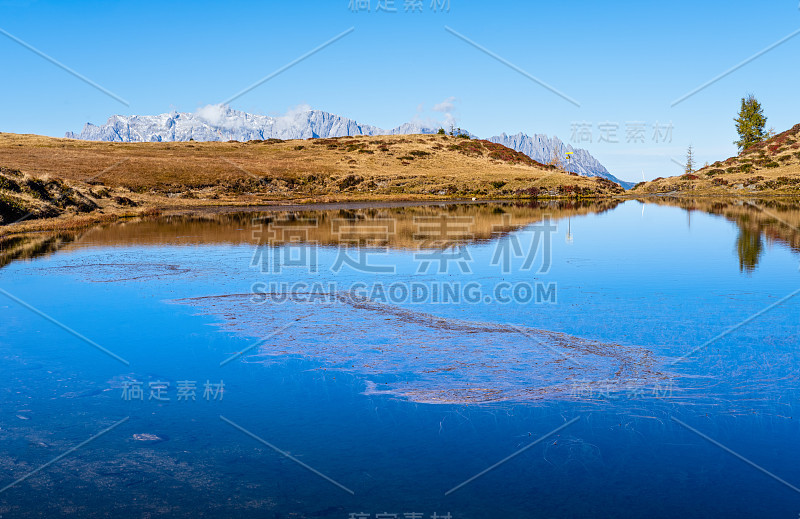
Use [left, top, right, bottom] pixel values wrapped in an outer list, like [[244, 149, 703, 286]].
[[66, 106, 631, 187], [487, 133, 632, 188]]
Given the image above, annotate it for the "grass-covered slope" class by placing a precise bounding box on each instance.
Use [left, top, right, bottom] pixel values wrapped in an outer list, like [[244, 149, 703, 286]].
[[632, 123, 800, 195], [0, 166, 99, 224], [0, 132, 624, 231]]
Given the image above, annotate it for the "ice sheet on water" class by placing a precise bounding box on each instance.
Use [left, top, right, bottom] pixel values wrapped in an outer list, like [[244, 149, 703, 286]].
[[43, 262, 190, 282], [177, 292, 672, 404]]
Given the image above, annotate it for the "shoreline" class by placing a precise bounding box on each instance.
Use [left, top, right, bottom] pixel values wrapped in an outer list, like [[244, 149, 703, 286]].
[[5, 191, 800, 238], [3, 129, 800, 237], [0, 194, 608, 236]]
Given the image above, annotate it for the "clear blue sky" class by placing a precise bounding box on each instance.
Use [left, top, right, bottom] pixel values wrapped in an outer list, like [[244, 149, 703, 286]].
[[1, 0, 798, 182]]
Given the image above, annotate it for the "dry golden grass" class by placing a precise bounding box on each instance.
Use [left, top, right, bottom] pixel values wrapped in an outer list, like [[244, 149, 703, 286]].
[[0, 132, 621, 196], [0, 132, 625, 234]]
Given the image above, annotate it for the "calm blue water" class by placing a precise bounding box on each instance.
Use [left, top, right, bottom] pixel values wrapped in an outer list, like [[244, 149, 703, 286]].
[[1, 200, 799, 518]]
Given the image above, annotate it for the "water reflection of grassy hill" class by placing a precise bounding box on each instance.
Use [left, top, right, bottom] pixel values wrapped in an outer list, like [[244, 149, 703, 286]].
[[0, 200, 620, 269], [67, 200, 621, 249], [4, 199, 799, 273], [0, 232, 79, 269], [642, 197, 800, 272]]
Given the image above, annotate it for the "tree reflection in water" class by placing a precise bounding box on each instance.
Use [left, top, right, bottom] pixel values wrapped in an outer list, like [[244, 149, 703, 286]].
[[736, 226, 764, 273]]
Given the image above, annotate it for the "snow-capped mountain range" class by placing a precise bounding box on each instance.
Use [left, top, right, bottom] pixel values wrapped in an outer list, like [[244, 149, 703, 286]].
[[487, 133, 627, 185], [65, 105, 632, 188]]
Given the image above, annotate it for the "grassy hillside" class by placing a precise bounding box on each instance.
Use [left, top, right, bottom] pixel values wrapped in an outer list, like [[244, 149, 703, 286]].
[[0, 132, 624, 232], [632, 123, 800, 195]]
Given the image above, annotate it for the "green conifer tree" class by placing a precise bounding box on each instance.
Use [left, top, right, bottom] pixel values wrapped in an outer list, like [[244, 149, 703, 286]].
[[734, 94, 767, 151], [685, 145, 695, 175]]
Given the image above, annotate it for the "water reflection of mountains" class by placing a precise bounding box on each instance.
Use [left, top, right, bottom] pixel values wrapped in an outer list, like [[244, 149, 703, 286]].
[[3, 198, 800, 272]]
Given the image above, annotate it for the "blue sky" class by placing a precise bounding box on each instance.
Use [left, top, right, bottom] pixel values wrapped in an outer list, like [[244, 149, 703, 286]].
[[1, 0, 798, 182]]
